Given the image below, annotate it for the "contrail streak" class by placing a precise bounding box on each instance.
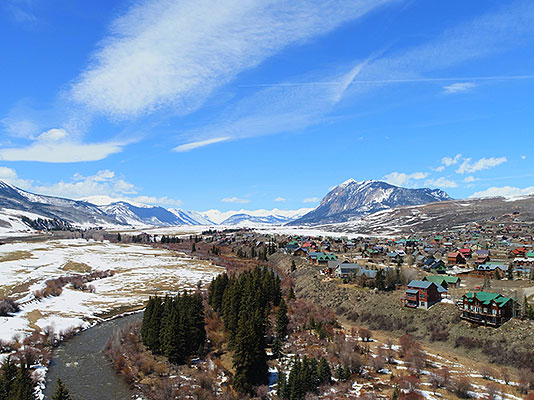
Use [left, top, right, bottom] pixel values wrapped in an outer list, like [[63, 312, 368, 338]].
[[239, 74, 534, 88]]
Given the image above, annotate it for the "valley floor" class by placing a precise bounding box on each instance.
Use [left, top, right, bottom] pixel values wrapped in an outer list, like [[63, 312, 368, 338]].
[[0, 237, 223, 343]]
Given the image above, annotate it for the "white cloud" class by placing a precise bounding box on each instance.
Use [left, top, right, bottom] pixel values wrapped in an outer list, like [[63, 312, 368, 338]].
[[463, 175, 477, 183], [274, 197, 286, 202], [0, 166, 18, 180], [521, 155, 527, 159], [442, 154, 462, 167], [456, 156, 507, 174], [433, 166, 445, 172], [37, 128, 68, 142], [0, 128, 125, 162], [32, 170, 137, 199], [469, 186, 534, 199], [71, 0, 391, 118], [0, 166, 34, 189], [221, 197, 250, 204], [383, 171, 428, 187], [0, 166, 183, 207], [303, 197, 320, 203], [173, 137, 230, 152], [130, 195, 183, 207], [1, 118, 39, 138], [424, 177, 458, 188], [443, 82, 475, 94], [178, 61, 365, 149]]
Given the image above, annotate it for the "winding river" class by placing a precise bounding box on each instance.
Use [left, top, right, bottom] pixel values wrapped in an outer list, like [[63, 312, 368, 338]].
[[43, 313, 142, 400]]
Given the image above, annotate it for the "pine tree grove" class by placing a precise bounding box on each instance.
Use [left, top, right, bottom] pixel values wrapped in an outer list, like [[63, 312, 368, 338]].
[[207, 267, 282, 394], [141, 292, 205, 365], [0, 357, 36, 400]]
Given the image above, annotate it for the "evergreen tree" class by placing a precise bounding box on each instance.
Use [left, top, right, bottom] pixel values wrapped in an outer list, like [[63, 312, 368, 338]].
[[276, 299, 289, 339], [141, 296, 155, 345], [317, 357, 331, 385], [272, 337, 282, 359], [191, 242, 196, 252], [146, 297, 163, 352], [277, 370, 288, 399], [375, 269, 386, 291], [8, 363, 34, 400], [335, 365, 345, 381], [51, 379, 71, 400], [0, 357, 17, 400], [288, 286, 295, 301], [141, 292, 206, 365], [343, 365, 352, 381], [291, 260, 296, 272]]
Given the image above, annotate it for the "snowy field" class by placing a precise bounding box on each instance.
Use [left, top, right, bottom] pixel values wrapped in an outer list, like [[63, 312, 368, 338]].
[[0, 238, 223, 341], [135, 224, 365, 239]]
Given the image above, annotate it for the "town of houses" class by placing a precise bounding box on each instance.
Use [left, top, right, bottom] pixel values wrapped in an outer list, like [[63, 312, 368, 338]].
[[184, 218, 534, 329]]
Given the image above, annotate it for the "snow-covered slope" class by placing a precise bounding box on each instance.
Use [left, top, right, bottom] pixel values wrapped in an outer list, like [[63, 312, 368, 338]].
[[290, 179, 452, 225], [99, 202, 209, 227], [169, 209, 215, 225], [201, 208, 312, 225], [0, 180, 120, 228]]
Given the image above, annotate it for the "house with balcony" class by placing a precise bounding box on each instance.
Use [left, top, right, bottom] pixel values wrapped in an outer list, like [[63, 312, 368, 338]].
[[404, 280, 447, 310], [460, 291, 517, 327]]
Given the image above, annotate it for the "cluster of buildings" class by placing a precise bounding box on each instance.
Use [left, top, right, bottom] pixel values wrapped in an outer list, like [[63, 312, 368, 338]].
[[197, 226, 531, 328]]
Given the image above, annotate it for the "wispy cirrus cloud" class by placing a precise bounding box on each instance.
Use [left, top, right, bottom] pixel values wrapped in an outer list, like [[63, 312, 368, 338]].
[[70, 0, 393, 119], [303, 197, 320, 203], [172, 1, 534, 152], [173, 137, 230, 152], [443, 82, 476, 94]]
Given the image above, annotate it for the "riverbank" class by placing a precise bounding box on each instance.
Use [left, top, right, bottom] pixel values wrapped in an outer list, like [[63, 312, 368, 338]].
[[43, 312, 143, 400]]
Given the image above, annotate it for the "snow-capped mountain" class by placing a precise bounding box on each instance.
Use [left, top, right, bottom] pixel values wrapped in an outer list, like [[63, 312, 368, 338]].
[[0, 180, 119, 228], [220, 214, 294, 226], [201, 208, 313, 226], [99, 202, 214, 227], [168, 209, 215, 225], [290, 179, 452, 225]]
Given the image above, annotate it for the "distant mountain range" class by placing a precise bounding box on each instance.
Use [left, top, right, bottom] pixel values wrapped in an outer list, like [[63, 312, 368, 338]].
[[0, 181, 118, 228], [290, 179, 452, 225], [1, 178, 531, 236], [0, 181, 311, 234]]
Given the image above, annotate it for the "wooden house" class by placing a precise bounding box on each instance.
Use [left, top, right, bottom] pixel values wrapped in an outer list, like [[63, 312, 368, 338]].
[[447, 251, 466, 265], [423, 275, 461, 289], [404, 280, 446, 310], [460, 291, 517, 326]]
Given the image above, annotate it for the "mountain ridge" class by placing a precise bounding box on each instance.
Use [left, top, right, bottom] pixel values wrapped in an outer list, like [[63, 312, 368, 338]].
[[290, 179, 452, 225]]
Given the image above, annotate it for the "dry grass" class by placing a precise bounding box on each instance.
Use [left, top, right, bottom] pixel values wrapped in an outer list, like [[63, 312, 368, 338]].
[[0, 251, 33, 263], [0, 278, 40, 299], [61, 261, 92, 273], [26, 309, 44, 331]]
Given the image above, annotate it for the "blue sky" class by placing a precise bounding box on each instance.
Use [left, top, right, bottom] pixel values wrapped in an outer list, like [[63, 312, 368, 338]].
[[1, 0, 533, 211]]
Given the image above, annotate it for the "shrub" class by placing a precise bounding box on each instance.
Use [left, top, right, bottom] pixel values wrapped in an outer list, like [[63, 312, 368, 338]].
[[0, 298, 20, 316]]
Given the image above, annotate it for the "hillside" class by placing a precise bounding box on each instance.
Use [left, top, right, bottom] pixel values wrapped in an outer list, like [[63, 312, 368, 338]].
[[322, 195, 534, 235], [291, 179, 452, 225]]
